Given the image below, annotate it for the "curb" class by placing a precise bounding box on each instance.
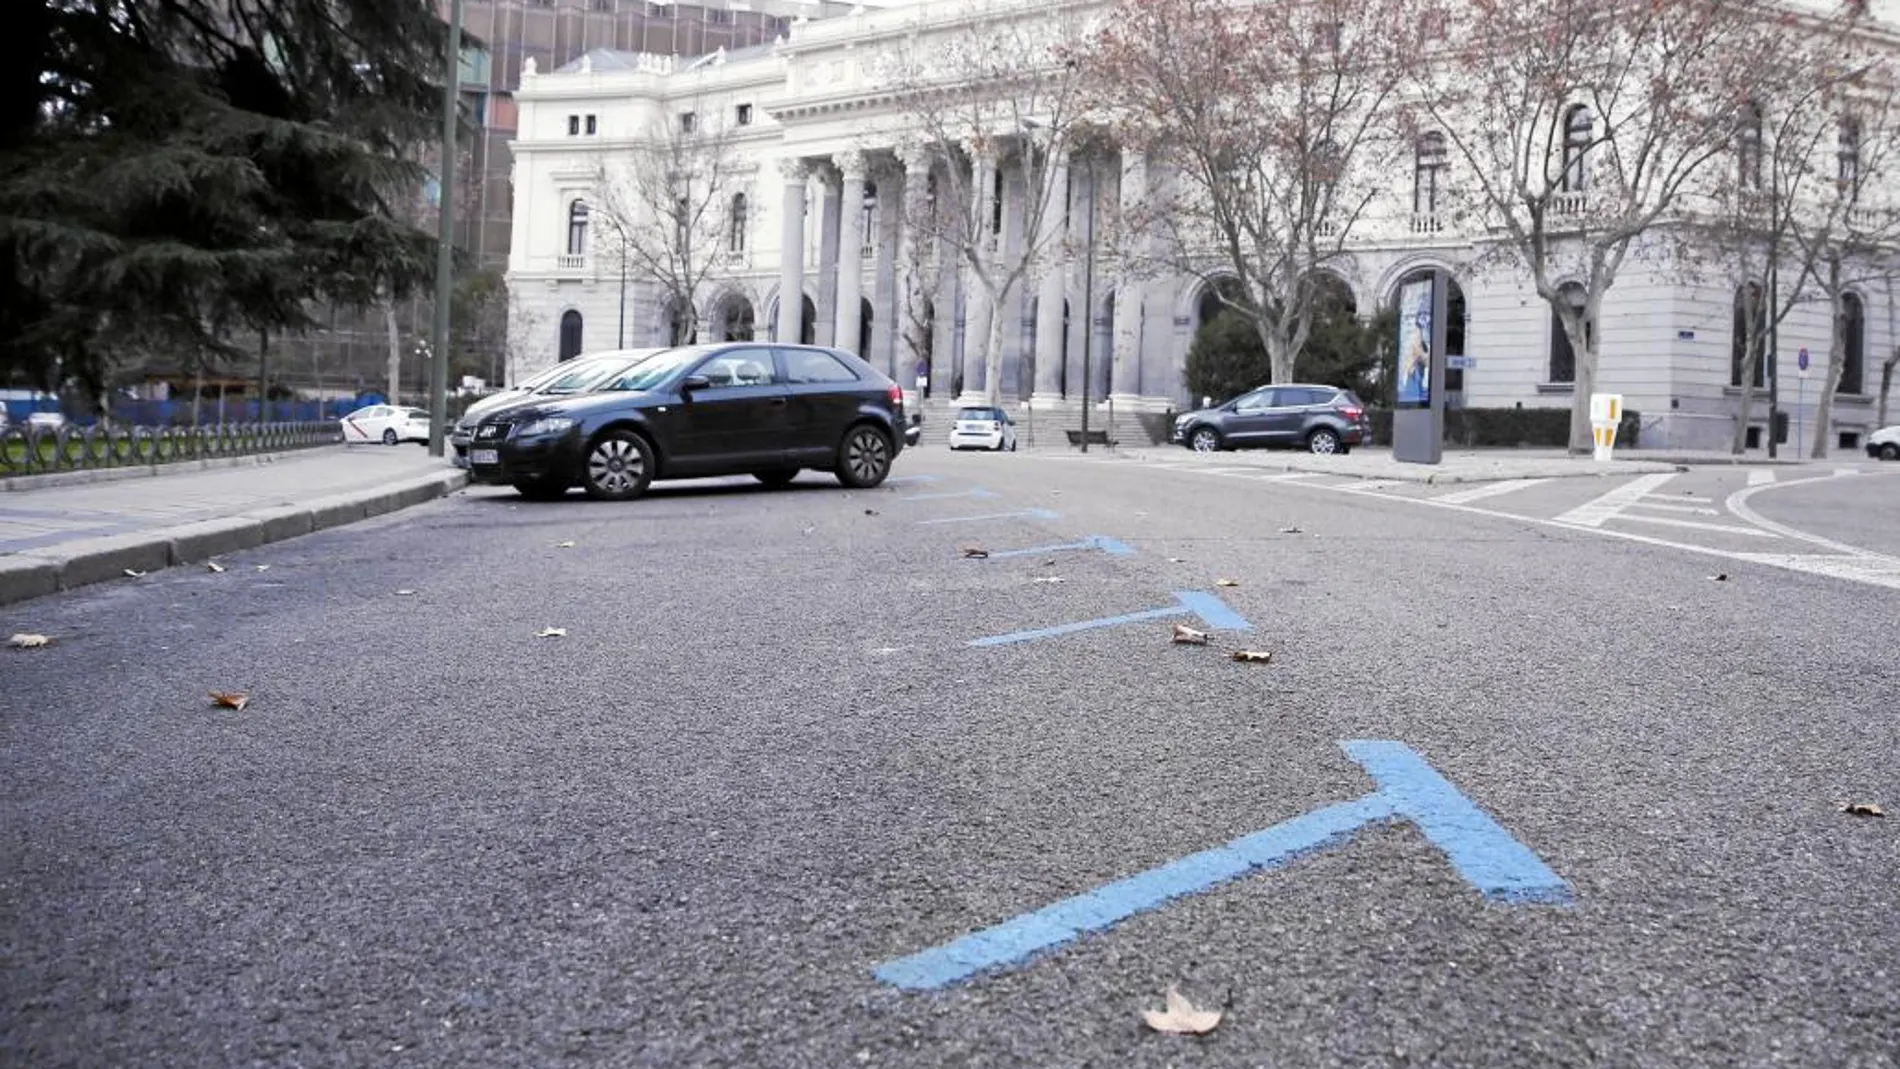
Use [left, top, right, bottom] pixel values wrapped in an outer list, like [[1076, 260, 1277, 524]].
[[0, 469, 468, 608]]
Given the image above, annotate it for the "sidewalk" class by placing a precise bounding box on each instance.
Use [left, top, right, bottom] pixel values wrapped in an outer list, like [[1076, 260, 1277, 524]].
[[0, 446, 466, 606]]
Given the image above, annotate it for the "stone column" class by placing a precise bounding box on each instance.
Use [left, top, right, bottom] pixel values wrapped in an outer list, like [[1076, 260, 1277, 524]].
[[775, 158, 807, 343], [874, 156, 904, 378], [815, 166, 843, 346], [1110, 148, 1146, 404], [1031, 152, 1070, 405], [960, 146, 996, 401], [833, 151, 867, 355]]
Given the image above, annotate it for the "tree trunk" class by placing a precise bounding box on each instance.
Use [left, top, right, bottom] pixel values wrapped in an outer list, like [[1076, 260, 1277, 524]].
[[1879, 349, 1897, 428], [383, 299, 402, 404], [256, 329, 270, 424], [1728, 309, 1767, 455], [1567, 337, 1598, 455], [190, 361, 203, 428], [981, 280, 1009, 408], [1809, 300, 1848, 460]]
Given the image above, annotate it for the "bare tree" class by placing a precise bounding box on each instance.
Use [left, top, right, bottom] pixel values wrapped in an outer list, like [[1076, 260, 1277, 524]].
[[1411, 0, 1806, 452], [1080, 0, 1409, 385], [894, 158, 948, 392], [1789, 51, 1900, 458], [504, 287, 545, 388], [1881, 268, 1900, 429], [873, 3, 1095, 406], [590, 96, 744, 346]]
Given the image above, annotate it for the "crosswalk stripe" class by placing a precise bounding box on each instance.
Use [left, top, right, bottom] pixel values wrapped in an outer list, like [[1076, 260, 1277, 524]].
[[1746, 468, 1776, 486], [1627, 500, 1721, 516], [1608, 513, 1777, 537], [1553, 472, 1678, 526], [1434, 479, 1549, 505]]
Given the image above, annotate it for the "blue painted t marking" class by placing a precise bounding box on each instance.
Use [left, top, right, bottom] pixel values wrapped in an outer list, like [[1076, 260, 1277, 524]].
[[899, 488, 999, 502], [872, 740, 1571, 991], [967, 589, 1249, 647], [977, 535, 1137, 560], [917, 508, 1060, 526]]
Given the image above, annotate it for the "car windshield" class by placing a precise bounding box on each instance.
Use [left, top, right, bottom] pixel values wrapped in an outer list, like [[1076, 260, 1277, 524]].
[[603, 348, 704, 392], [957, 408, 1001, 421], [542, 357, 646, 395]]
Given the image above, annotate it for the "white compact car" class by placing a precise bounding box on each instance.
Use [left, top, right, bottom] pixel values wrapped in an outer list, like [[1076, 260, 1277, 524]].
[[1867, 424, 1900, 461], [342, 404, 431, 445], [948, 405, 1018, 452]]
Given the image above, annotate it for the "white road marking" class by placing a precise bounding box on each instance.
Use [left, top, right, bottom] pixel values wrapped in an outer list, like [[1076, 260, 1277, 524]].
[[1338, 480, 1400, 493], [1626, 500, 1721, 516], [1609, 513, 1778, 537], [1435, 479, 1550, 505], [1747, 468, 1776, 486], [1730, 552, 1900, 590], [1552, 473, 1678, 526]]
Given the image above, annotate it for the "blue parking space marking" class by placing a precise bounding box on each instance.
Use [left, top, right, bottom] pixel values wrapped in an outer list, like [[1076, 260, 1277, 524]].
[[979, 535, 1137, 560], [899, 488, 999, 502], [873, 740, 1571, 991], [967, 589, 1251, 647], [917, 508, 1060, 526]]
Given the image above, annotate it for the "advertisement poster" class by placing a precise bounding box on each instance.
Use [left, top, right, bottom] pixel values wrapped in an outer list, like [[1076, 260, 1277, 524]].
[[1396, 277, 1434, 408]]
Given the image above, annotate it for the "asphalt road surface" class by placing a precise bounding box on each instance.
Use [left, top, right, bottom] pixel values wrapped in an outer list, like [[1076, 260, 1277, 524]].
[[4, 449, 1896, 1068]]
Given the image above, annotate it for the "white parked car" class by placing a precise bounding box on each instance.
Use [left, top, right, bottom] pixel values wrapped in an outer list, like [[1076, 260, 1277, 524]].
[[25, 411, 66, 431], [1867, 424, 1900, 461], [342, 404, 431, 445], [948, 405, 1018, 452]]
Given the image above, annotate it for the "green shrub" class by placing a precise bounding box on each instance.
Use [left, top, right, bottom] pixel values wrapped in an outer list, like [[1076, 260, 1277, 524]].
[[1366, 407, 1642, 449]]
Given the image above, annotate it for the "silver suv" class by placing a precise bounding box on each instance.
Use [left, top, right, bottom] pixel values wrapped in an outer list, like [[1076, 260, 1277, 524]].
[[1171, 384, 1371, 455]]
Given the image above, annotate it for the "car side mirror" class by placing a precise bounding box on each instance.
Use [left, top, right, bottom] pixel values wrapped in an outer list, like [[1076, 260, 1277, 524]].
[[680, 374, 711, 394]]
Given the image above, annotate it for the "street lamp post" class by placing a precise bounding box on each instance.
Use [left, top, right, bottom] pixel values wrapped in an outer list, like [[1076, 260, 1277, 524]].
[[1079, 151, 1098, 454], [427, 0, 464, 458]]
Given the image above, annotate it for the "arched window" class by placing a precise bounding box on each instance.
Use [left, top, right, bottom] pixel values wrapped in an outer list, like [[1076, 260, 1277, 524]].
[[1414, 132, 1448, 216], [1562, 105, 1593, 192], [729, 193, 747, 253], [1731, 284, 1767, 388], [558, 310, 583, 361], [1737, 101, 1764, 191], [566, 201, 589, 256], [1841, 291, 1865, 395], [1548, 283, 1590, 384]]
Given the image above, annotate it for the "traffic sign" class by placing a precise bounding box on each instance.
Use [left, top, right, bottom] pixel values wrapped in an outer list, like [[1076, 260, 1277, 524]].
[[1448, 355, 1476, 370], [1797, 348, 1810, 376]]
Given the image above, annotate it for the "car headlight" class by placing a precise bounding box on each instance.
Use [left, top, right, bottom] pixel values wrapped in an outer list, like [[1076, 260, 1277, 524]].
[[518, 416, 575, 437]]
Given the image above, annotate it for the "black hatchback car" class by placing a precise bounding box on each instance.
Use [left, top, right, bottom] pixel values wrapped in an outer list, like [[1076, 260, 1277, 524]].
[[466, 342, 909, 500], [1171, 383, 1370, 455]]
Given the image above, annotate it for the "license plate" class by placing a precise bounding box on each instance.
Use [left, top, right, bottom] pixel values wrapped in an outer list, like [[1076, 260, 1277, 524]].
[[471, 449, 498, 466]]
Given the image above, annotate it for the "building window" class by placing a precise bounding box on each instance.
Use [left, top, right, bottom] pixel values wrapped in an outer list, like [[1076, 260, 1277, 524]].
[[1841, 291, 1865, 394], [589, 0, 612, 11], [1838, 116, 1862, 194], [735, 103, 753, 126], [729, 193, 748, 253], [566, 200, 589, 256], [1548, 283, 1589, 384], [675, 196, 689, 250], [860, 181, 877, 250], [1737, 101, 1763, 190], [680, 111, 697, 134], [558, 310, 584, 361], [567, 114, 580, 136], [1731, 283, 1767, 388], [584, 114, 597, 135], [1414, 132, 1447, 215], [1562, 105, 1593, 192]]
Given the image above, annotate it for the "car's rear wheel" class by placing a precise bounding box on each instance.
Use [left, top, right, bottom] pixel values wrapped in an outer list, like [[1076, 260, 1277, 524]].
[[513, 478, 567, 501], [381, 428, 398, 445], [1189, 427, 1222, 453], [836, 424, 893, 488], [1308, 427, 1341, 455], [1881, 442, 1899, 461], [581, 430, 654, 501], [753, 468, 799, 488]]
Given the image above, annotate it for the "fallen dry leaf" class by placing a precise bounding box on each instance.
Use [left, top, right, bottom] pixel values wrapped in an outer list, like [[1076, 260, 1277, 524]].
[[801, 526, 815, 536], [254, 564, 270, 572], [1167, 556, 1187, 564], [1280, 526, 1303, 534], [962, 546, 990, 559], [207, 690, 250, 711], [1230, 649, 1273, 664], [1041, 558, 1057, 567], [1171, 623, 1209, 646], [395, 589, 417, 597], [1142, 985, 1222, 1035], [1216, 578, 1240, 587], [864, 509, 879, 516], [1033, 576, 1065, 584], [205, 561, 226, 574], [1709, 573, 1729, 582], [122, 568, 146, 578], [1841, 802, 1885, 818], [8, 632, 52, 649], [535, 627, 567, 639], [555, 540, 576, 548]]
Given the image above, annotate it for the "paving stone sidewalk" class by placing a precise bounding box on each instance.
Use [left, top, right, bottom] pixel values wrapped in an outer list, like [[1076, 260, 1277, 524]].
[[0, 445, 465, 605]]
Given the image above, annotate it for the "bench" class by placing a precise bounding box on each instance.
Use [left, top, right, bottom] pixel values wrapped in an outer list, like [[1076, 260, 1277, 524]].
[[1064, 428, 1117, 449]]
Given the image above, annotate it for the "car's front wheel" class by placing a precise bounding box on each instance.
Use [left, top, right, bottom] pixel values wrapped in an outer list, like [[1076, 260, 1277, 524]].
[[836, 424, 893, 488], [1881, 442, 1899, 461], [753, 468, 799, 488], [1308, 427, 1342, 455], [581, 430, 654, 501], [1189, 427, 1222, 453]]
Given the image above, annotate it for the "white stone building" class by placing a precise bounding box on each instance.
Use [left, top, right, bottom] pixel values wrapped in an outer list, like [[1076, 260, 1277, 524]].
[[505, 0, 1900, 451]]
